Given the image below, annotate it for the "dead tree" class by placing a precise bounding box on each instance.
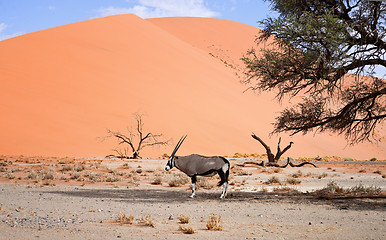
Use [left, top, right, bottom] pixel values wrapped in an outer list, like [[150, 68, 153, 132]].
[[246, 133, 317, 168], [106, 114, 170, 159]]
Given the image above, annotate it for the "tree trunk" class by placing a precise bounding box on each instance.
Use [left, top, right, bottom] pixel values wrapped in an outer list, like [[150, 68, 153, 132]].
[[251, 133, 293, 164]]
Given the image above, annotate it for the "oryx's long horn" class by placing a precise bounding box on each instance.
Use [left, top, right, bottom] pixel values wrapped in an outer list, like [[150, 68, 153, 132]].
[[170, 135, 187, 158]]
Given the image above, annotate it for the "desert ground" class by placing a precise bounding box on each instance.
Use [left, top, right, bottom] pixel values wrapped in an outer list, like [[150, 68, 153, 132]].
[[0, 155, 385, 239]]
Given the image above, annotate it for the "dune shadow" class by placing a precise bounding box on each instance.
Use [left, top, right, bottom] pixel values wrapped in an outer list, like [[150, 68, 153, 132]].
[[48, 188, 385, 211]]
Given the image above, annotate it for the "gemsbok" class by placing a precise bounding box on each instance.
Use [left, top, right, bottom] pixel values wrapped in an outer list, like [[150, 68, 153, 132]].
[[165, 136, 230, 198]]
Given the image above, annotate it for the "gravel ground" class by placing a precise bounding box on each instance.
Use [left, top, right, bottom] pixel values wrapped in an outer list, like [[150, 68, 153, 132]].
[[0, 182, 385, 240]]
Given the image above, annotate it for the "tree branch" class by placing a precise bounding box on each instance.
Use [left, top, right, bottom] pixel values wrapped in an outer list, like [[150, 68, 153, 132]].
[[251, 133, 275, 162]]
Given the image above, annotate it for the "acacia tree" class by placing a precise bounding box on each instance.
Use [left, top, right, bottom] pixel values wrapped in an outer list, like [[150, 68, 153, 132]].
[[242, 0, 386, 143], [106, 114, 170, 159]]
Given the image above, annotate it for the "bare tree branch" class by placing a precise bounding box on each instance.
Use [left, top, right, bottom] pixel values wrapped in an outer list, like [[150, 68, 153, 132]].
[[105, 114, 170, 159], [250, 133, 311, 168], [251, 133, 294, 163]]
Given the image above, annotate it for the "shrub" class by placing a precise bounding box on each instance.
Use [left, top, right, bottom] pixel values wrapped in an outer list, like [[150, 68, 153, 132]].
[[26, 170, 38, 180], [61, 164, 73, 172], [206, 214, 223, 231], [273, 168, 282, 173], [324, 181, 344, 193], [151, 176, 163, 185], [196, 177, 215, 189], [167, 173, 189, 187], [373, 170, 382, 175], [318, 173, 328, 179], [369, 157, 377, 161], [5, 172, 15, 179], [42, 170, 55, 180], [116, 213, 134, 225], [177, 214, 189, 224], [138, 215, 155, 228], [84, 172, 102, 182], [179, 225, 195, 234], [231, 165, 251, 176], [70, 171, 81, 180], [348, 184, 381, 195], [273, 187, 301, 194], [74, 164, 85, 172], [105, 175, 120, 182], [291, 170, 303, 178], [286, 178, 301, 185], [264, 176, 281, 185], [121, 163, 131, 169]]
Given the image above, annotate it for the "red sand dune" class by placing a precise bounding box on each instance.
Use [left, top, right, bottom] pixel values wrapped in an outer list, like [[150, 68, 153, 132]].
[[0, 14, 384, 159]]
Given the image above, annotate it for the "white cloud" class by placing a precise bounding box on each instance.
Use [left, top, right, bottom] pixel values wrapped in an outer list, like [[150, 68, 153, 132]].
[[0, 23, 24, 41], [97, 0, 220, 19], [0, 23, 7, 33]]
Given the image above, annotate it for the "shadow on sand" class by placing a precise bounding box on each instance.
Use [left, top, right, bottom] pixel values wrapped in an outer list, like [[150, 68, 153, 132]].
[[48, 188, 385, 211]]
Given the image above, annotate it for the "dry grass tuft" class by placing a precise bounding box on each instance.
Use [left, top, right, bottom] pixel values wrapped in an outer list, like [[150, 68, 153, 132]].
[[272, 187, 301, 194], [318, 173, 328, 179], [196, 177, 216, 189], [291, 170, 303, 178], [273, 168, 282, 173], [167, 173, 189, 187], [348, 184, 381, 195], [323, 181, 345, 193], [151, 176, 163, 185], [206, 213, 223, 231], [316, 181, 382, 196], [231, 165, 251, 176], [116, 213, 134, 225], [264, 176, 281, 185], [138, 215, 155, 228], [373, 169, 382, 175], [121, 163, 131, 169], [286, 177, 301, 185], [178, 225, 195, 234], [177, 214, 189, 224]]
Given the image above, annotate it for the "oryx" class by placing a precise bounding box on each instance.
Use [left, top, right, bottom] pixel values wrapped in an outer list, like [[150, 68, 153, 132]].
[[165, 136, 230, 198]]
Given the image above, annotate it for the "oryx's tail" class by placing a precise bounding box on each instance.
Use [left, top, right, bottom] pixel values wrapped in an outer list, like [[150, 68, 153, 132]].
[[217, 157, 230, 186]]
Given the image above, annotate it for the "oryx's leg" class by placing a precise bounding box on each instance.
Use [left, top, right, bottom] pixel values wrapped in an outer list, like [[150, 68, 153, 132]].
[[217, 169, 229, 199], [190, 175, 197, 198], [220, 182, 228, 199]]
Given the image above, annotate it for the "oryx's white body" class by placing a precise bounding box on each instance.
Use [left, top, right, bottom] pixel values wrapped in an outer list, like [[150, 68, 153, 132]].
[[165, 136, 230, 198]]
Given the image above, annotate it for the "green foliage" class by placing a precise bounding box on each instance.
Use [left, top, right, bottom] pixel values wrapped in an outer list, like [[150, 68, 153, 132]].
[[243, 0, 386, 143]]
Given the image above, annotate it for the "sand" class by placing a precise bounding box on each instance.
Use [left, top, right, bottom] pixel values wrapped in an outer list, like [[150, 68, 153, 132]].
[[0, 155, 385, 239], [0, 14, 384, 159]]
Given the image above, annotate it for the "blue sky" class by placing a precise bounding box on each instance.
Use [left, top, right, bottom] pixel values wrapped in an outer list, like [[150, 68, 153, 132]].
[[0, 0, 273, 41], [1, 0, 384, 77]]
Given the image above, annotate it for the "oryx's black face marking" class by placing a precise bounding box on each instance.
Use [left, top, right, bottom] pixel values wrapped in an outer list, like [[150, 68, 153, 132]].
[[165, 156, 175, 171]]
